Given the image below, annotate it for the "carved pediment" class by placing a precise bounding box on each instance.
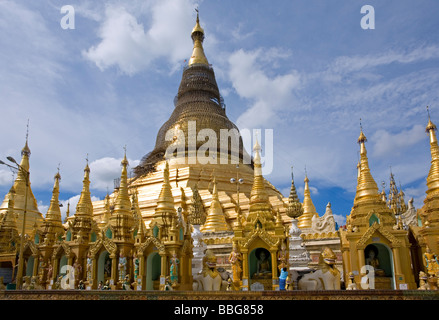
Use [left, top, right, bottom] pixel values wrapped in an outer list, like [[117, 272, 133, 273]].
[[51, 242, 72, 260], [356, 222, 401, 249], [239, 225, 279, 249], [89, 237, 117, 257], [137, 236, 166, 255]]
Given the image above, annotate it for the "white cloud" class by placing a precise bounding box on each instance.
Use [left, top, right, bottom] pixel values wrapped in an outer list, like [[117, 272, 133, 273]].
[[371, 124, 425, 159], [89, 157, 140, 191], [333, 214, 346, 227], [83, 0, 199, 75], [327, 46, 439, 76], [228, 48, 300, 129], [37, 200, 49, 215]]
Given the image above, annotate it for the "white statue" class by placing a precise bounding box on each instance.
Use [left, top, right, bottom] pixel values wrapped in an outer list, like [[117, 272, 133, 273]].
[[311, 202, 336, 233], [298, 247, 341, 290], [192, 250, 228, 291]]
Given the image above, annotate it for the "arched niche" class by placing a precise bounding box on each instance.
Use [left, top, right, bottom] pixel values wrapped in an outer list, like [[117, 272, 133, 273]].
[[146, 252, 161, 290], [97, 250, 111, 285], [364, 243, 395, 289]]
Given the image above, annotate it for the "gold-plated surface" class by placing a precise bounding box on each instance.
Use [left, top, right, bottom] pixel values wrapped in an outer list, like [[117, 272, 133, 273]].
[[109, 152, 135, 242], [298, 174, 317, 229], [134, 13, 248, 177], [200, 177, 230, 232], [285, 168, 303, 219], [40, 171, 64, 244], [0, 141, 43, 236], [188, 12, 208, 66]]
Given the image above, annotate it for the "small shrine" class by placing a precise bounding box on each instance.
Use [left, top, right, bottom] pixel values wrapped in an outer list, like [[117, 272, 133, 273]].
[[231, 140, 287, 291]]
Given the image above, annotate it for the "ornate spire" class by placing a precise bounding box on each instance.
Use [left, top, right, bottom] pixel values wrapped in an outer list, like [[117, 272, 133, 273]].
[[298, 173, 317, 229], [0, 185, 19, 253], [45, 170, 63, 225], [187, 183, 206, 226], [422, 107, 439, 227], [354, 126, 379, 204], [0, 134, 42, 236], [200, 177, 229, 233], [41, 170, 64, 243], [245, 137, 274, 232], [285, 166, 303, 219], [1, 186, 17, 231], [425, 107, 439, 195], [156, 162, 176, 212], [134, 9, 246, 176], [152, 161, 177, 241], [249, 138, 271, 214], [75, 158, 93, 217], [110, 149, 135, 241], [188, 9, 209, 66], [113, 150, 131, 213]]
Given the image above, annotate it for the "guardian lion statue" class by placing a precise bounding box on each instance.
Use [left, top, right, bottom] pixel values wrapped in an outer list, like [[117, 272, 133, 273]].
[[193, 249, 229, 291], [298, 247, 341, 290]]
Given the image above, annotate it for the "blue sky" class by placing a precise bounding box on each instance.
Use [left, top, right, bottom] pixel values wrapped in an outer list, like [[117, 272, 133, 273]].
[[1, 0, 439, 226]]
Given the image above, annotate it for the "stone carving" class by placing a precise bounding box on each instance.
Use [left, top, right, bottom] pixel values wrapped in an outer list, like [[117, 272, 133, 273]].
[[288, 218, 311, 271], [191, 224, 207, 275], [400, 198, 417, 227], [193, 249, 228, 291], [311, 202, 336, 233], [298, 247, 341, 290]]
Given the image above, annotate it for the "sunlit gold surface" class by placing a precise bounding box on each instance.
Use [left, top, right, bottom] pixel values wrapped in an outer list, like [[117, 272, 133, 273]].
[[298, 174, 317, 229], [0, 141, 43, 236], [200, 177, 230, 232]]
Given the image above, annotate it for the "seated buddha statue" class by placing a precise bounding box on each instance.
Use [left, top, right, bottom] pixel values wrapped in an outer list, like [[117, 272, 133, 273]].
[[255, 249, 272, 278], [365, 247, 385, 277]]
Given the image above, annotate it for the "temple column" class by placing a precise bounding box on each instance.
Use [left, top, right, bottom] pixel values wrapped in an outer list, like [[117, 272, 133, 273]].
[[160, 253, 167, 290], [32, 254, 39, 277], [241, 250, 249, 290], [110, 253, 117, 289], [52, 257, 59, 284], [270, 249, 278, 290], [358, 249, 365, 269], [137, 253, 145, 290], [90, 256, 97, 289], [357, 248, 366, 288], [342, 249, 351, 283], [392, 246, 403, 289]]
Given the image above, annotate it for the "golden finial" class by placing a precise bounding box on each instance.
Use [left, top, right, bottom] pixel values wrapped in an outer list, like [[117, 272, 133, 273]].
[[21, 119, 31, 157], [358, 118, 367, 144], [188, 8, 208, 66], [54, 163, 61, 181], [426, 106, 437, 133], [84, 153, 90, 173], [121, 145, 129, 167]]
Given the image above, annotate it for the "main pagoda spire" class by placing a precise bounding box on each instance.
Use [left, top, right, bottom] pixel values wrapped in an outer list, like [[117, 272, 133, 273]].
[[134, 11, 246, 176]]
